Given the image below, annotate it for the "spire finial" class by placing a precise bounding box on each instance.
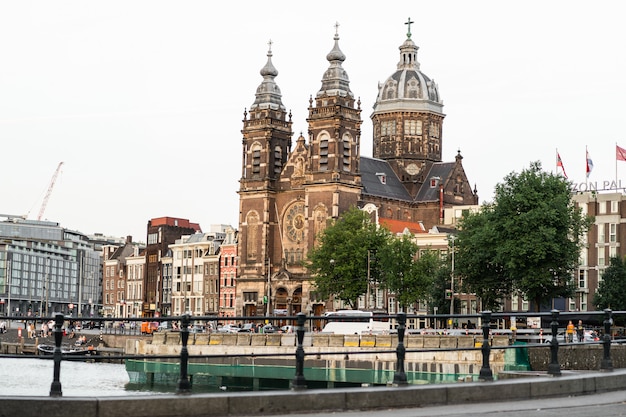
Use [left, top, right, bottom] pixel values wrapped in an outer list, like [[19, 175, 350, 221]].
[[268, 39, 273, 53], [334, 21, 340, 37], [405, 17, 414, 38]]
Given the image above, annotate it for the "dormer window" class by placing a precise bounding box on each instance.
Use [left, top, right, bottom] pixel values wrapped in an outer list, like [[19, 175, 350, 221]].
[[376, 172, 387, 184], [430, 177, 441, 188]]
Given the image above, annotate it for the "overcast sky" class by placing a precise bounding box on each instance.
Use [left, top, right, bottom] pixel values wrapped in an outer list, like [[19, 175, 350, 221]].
[[1, 1, 625, 243]]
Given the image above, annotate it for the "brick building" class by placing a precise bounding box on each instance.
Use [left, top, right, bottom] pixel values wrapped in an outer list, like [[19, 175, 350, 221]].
[[236, 21, 478, 319]]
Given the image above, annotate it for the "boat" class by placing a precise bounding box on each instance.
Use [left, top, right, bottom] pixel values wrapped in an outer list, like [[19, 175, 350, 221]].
[[37, 344, 98, 357]]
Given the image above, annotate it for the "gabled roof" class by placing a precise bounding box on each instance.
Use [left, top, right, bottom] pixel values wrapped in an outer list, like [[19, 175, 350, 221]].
[[414, 162, 455, 202], [379, 218, 426, 235], [360, 157, 412, 201]]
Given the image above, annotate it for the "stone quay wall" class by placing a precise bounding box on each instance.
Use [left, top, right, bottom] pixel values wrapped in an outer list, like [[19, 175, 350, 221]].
[[119, 332, 509, 376]]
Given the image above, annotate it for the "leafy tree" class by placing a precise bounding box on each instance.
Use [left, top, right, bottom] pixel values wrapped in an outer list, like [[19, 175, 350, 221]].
[[456, 161, 592, 311], [305, 206, 391, 309], [378, 234, 441, 311], [456, 207, 512, 311], [594, 256, 626, 311]]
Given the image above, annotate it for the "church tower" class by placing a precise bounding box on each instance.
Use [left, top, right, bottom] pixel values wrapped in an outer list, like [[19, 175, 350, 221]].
[[238, 42, 293, 317], [304, 23, 363, 220], [371, 18, 445, 198]]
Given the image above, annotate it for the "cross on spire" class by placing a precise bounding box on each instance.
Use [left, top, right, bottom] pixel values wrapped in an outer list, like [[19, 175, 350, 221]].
[[267, 39, 273, 53], [334, 21, 340, 36], [405, 17, 414, 38]]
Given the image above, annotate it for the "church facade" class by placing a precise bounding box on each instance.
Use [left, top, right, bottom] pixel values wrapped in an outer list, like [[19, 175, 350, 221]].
[[236, 21, 478, 320]]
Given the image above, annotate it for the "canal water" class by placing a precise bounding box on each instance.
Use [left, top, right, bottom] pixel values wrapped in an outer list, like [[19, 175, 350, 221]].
[[0, 358, 148, 397]]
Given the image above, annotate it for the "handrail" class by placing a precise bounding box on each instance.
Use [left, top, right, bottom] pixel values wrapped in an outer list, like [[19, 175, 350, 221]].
[[0, 309, 622, 396]]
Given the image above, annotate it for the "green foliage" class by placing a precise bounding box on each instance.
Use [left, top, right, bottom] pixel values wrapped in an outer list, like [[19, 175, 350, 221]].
[[456, 161, 592, 311], [305, 207, 391, 309], [378, 235, 442, 311], [594, 256, 626, 311]]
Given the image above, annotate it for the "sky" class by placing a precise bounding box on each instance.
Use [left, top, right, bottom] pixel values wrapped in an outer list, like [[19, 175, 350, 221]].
[[1, 1, 625, 243]]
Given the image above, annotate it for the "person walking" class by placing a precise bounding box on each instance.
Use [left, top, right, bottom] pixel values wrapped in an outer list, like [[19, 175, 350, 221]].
[[576, 320, 585, 342], [566, 320, 575, 343]]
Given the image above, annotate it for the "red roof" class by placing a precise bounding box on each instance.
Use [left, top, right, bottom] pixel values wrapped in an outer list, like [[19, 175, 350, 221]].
[[379, 218, 426, 235]]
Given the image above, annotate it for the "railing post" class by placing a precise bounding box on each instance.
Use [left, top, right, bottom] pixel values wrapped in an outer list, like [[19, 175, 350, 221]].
[[601, 308, 613, 371], [478, 310, 493, 381], [292, 312, 307, 389], [547, 309, 561, 376], [177, 314, 192, 393], [393, 312, 408, 385], [49, 313, 64, 397]]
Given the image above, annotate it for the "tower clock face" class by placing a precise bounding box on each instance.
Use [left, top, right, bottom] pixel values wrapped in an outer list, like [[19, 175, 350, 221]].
[[285, 203, 305, 242], [406, 163, 419, 175]]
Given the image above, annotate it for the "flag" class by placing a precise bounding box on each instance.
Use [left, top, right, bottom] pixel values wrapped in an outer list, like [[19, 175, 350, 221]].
[[556, 152, 568, 179], [617, 144, 626, 162], [586, 148, 594, 179]]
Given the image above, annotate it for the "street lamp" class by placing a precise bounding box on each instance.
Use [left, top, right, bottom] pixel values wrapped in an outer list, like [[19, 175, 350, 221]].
[[449, 235, 456, 329]]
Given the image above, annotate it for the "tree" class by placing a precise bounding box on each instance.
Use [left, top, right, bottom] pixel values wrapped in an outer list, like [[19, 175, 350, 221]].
[[456, 161, 592, 311], [456, 206, 512, 311], [594, 256, 626, 311], [378, 234, 441, 311], [305, 207, 391, 309]]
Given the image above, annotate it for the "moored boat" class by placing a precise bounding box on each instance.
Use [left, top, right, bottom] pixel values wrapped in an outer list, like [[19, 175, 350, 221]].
[[37, 344, 98, 357]]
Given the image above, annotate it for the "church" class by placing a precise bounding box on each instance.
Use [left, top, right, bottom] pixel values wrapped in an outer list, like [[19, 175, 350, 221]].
[[236, 20, 478, 320]]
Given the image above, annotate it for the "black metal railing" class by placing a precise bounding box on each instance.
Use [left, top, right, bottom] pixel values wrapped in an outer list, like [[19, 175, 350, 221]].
[[0, 309, 622, 396]]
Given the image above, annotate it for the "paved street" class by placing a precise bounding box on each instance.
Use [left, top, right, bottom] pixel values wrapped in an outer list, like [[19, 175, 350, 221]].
[[266, 390, 626, 417]]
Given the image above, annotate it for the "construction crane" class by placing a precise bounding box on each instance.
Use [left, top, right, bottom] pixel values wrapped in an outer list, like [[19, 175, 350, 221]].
[[37, 162, 64, 221]]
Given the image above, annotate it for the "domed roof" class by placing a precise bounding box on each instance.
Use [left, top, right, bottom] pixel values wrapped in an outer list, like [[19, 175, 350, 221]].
[[373, 20, 443, 114], [250, 40, 286, 111]]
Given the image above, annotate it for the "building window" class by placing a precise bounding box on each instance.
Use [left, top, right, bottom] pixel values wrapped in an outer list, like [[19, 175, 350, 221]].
[[609, 223, 617, 242], [274, 146, 282, 174], [598, 249, 605, 267], [611, 200, 619, 213], [252, 146, 261, 175], [569, 298, 576, 312], [599, 202, 607, 214], [598, 223, 605, 243], [578, 269, 587, 289], [342, 137, 350, 171], [319, 139, 329, 171], [521, 297, 529, 311], [404, 119, 421, 136]]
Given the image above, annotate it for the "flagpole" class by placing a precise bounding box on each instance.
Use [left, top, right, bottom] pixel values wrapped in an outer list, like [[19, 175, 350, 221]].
[[616, 142, 619, 186]]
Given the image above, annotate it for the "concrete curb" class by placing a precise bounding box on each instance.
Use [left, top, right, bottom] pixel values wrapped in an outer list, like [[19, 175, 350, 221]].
[[2, 369, 626, 417]]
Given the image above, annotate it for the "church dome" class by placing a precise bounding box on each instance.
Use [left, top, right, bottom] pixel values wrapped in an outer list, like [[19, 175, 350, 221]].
[[373, 23, 443, 113]]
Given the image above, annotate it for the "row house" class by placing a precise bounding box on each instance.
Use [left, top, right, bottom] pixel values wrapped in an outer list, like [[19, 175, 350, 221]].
[[102, 236, 141, 318]]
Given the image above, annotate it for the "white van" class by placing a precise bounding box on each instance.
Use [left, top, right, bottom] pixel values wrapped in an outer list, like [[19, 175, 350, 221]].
[[321, 310, 389, 335]]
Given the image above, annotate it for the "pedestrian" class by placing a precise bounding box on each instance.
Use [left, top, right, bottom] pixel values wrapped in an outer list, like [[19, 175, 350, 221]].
[[566, 320, 575, 343], [576, 320, 584, 342]]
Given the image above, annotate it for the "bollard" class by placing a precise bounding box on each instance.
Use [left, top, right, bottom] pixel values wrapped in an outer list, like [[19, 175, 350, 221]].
[[478, 310, 493, 381], [50, 313, 64, 397], [547, 309, 561, 376], [601, 308, 613, 371], [177, 315, 192, 393], [292, 312, 307, 389], [393, 312, 408, 385]]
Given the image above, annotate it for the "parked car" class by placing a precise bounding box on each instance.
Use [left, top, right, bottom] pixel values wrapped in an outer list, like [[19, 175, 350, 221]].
[[239, 323, 255, 333], [262, 324, 278, 334], [217, 324, 241, 333]]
